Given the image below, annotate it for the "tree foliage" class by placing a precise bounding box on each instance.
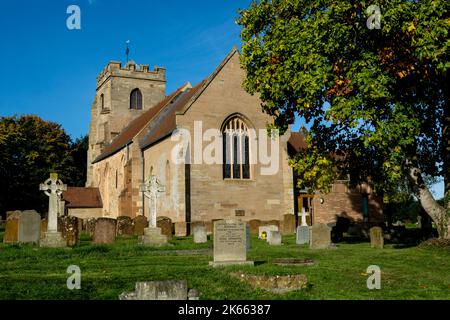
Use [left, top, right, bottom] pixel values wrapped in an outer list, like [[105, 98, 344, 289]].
[[238, 0, 449, 236], [0, 115, 87, 217]]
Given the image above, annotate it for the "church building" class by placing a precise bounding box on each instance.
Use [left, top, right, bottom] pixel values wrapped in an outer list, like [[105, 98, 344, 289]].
[[64, 48, 383, 235]]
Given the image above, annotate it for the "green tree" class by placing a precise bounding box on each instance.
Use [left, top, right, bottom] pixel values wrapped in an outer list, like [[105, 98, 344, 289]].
[[238, 0, 449, 237], [0, 115, 87, 216]]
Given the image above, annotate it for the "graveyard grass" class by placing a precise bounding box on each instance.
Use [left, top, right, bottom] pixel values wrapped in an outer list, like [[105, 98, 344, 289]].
[[0, 227, 449, 300]]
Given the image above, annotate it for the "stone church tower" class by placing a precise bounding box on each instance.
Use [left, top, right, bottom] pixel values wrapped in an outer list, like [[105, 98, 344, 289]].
[[86, 61, 166, 186]]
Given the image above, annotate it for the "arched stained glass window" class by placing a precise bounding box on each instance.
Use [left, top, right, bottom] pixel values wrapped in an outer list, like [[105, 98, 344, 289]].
[[222, 116, 250, 180]]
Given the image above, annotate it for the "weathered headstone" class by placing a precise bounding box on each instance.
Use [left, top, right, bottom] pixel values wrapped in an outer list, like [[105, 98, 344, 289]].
[[139, 227, 168, 246], [299, 208, 310, 227], [39, 173, 67, 248], [133, 216, 148, 236], [174, 222, 187, 237], [296, 226, 310, 245], [93, 218, 117, 244], [268, 231, 282, 246], [231, 273, 308, 294], [18, 210, 41, 244], [58, 216, 80, 247], [3, 212, 21, 244], [139, 176, 168, 246], [209, 220, 254, 267], [40, 219, 48, 240], [157, 216, 173, 240], [205, 221, 213, 235], [310, 224, 332, 249], [117, 216, 134, 236], [282, 214, 296, 235], [6, 210, 21, 219], [266, 220, 281, 228], [259, 225, 279, 240], [193, 225, 207, 243], [248, 220, 261, 235], [370, 227, 384, 249], [86, 218, 97, 237], [119, 281, 188, 300]]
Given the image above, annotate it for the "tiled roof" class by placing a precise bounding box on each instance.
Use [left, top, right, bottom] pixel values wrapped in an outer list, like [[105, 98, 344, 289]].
[[63, 187, 103, 208], [139, 80, 206, 150], [139, 47, 239, 149], [92, 83, 190, 164], [93, 47, 240, 162], [288, 132, 308, 152]]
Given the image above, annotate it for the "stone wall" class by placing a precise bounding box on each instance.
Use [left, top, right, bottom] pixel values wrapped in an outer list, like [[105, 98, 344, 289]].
[[312, 183, 384, 225], [92, 148, 128, 217], [68, 208, 103, 220], [143, 138, 186, 223], [87, 61, 166, 186], [175, 52, 294, 223]]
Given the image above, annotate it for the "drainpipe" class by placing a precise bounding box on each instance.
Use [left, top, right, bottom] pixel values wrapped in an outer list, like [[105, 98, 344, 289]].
[[141, 149, 145, 217]]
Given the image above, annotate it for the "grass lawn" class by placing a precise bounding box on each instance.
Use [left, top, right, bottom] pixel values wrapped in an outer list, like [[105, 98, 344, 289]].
[[0, 229, 449, 300]]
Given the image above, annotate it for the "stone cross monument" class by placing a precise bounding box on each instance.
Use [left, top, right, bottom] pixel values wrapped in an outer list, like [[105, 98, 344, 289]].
[[139, 176, 168, 246], [39, 173, 67, 247], [140, 176, 166, 228], [300, 207, 310, 227]]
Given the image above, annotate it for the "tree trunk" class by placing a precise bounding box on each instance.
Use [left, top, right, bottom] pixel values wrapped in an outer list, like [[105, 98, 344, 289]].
[[443, 74, 449, 237], [409, 167, 448, 239]]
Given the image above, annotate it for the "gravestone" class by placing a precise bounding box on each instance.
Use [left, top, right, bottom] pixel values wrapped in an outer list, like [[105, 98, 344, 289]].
[[268, 231, 282, 246], [246, 224, 251, 251], [139, 228, 168, 246], [133, 216, 148, 236], [174, 222, 187, 237], [139, 176, 168, 246], [209, 220, 254, 267], [58, 216, 80, 247], [86, 218, 97, 237], [3, 212, 21, 244], [205, 221, 213, 235], [259, 225, 279, 240], [40, 219, 48, 240], [93, 218, 117, 244], [299, 208, 310, 227], [193, 225, 207, 243], [282, 214, 296, 235], [117, 216, 134, 236], [39, 173, 67, 248], [18, 210, 41, 244], [296, 226, 310, 245], [248, 220, 261, 235], [310, 224, 332, 249], [265, 220, 281, 228], [157, 216, 173, 240], [370, 227, 384, 249], [119, 281, 188, 300], [6, 210, 21, 219]]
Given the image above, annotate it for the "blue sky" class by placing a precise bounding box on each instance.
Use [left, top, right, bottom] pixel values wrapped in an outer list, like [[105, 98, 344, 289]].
[[0, 0, 444, 198], [0, 0, 253, 138]]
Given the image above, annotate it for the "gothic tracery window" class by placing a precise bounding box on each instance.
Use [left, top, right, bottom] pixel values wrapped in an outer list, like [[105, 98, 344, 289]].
[[222, 116, 250, 180]]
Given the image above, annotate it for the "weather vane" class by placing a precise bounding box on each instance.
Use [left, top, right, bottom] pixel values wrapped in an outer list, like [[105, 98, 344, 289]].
[[126, 40, 130, 62]]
